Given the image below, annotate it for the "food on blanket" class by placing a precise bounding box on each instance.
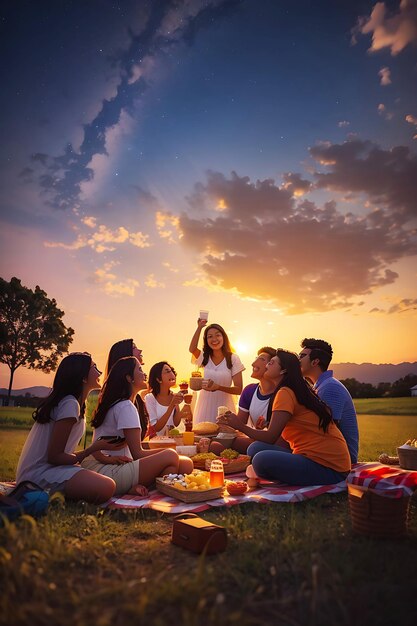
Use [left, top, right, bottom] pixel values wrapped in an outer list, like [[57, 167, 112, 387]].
[[197, 437, 211, 453], [193, 421, 219, 436], [226, 481, 248, 496], [168, 428, 181, 436], [221, 448, 239, 460], [378, 453, 400, 465], [162, 469, 212, 490], [191, 451, 218, 463], [148, 436, 176, 449]]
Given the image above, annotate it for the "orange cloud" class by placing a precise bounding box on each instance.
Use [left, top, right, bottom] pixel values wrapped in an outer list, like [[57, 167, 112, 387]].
[[355, 0, 417, 55]]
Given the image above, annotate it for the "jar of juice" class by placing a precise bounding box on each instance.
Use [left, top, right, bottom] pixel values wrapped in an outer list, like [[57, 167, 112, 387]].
[[209, 459, 224, 488]]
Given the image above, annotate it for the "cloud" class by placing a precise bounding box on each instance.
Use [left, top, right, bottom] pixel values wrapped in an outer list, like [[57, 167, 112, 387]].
[[379, 66, 391, 85], [406, 113, 417, 138], [176, 162, 416, 314], [387, 298, 417, 313], [156, 211, 180, 243], [354, 0, 417, 55], [310, 138, 417, 222], [145, 273, 165, 288], [31, 1, 242, 211], [281, 173, 312, 197], [44, 220, 151, 253], [93, 261, 140, 297], [338, 120, 350, 128], [377, 103, 394, 119]]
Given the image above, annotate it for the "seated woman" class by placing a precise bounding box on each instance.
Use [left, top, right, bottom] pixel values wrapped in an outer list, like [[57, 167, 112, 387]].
[[16, 352, 117, 503], [144, 361, 183, 437], [105, 338, 149, 437], [82, 357, 193, 495], [218, 349, 351, 486]]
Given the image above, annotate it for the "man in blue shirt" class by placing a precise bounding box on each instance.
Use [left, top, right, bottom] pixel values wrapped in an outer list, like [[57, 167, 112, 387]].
[[299, 338, 359, 464]]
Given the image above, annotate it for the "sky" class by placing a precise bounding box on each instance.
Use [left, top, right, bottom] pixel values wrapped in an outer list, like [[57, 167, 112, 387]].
[[1, 0, 417, 391]]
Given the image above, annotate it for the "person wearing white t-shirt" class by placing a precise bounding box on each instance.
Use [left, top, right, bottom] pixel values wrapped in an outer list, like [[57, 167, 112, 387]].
[[211, 346, 290, 455], [16, 353, 117, 503], [82, 357, 193, 495], [189, 320, 245, 424], [144, 361, 183, 437]]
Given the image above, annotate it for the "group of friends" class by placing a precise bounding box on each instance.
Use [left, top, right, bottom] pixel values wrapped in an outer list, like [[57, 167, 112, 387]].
[[15, 318, 359, 504]]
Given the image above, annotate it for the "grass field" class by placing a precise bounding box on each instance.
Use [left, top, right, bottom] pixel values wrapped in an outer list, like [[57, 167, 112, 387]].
[[1, 402, 416, 626]]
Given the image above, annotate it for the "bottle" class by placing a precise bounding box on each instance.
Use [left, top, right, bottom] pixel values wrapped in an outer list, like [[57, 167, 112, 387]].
[[209, 459, 224, 488]]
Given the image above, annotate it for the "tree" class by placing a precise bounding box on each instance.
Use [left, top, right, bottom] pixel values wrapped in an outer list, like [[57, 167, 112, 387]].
[[0, 277, 74, 405]]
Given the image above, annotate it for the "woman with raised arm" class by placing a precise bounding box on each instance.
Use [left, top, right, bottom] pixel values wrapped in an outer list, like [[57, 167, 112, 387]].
[[218, 349, 350, 486], [82, 357, 192, 495], [189, 319, 245, 424], [144, 361, 183, 437], [16, 352, 117, 503]]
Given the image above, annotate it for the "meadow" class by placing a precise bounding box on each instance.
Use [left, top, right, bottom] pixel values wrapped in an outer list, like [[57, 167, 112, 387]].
[[1, 399, 416, 626]]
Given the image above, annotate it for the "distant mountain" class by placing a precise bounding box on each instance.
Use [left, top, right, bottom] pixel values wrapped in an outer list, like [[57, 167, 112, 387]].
[[0, 386, 51, 398], [332, 362, 417, 385]]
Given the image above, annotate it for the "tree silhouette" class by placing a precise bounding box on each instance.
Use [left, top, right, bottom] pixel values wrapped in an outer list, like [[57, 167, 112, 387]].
[[0, 277, 74, 404]]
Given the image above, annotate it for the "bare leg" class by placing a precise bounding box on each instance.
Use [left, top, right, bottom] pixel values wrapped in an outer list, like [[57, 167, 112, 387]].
[[64, 469, 115, 503], [138, 449, 179, 486]]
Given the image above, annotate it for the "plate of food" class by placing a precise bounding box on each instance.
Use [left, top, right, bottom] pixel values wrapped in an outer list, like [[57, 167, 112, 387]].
[[156, 470, 224, 502]]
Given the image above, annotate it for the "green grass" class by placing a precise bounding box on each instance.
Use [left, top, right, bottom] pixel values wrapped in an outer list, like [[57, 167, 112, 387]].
[[1, 405, 416, 626], [354, 397, 417, 415]]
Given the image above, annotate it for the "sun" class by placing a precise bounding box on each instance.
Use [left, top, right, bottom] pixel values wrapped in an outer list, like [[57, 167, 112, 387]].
[[233, 340, 252, 355]]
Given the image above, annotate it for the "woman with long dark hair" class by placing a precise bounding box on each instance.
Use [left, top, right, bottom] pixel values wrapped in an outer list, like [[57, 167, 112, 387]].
[[16, 353, 116, 503], [144, 361, 183, 436], [218, 349, 351, 485], [105, 338, 148, 435], [82, 357, 193, 495], [189, 319, 245, 424]]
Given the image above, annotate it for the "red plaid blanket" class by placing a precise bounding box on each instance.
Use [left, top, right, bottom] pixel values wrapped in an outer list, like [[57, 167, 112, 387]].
[[347, 461, 417, 498], [2, 463, 415, 515]]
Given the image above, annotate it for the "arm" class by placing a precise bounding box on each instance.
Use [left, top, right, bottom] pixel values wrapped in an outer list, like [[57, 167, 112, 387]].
[[123, 427, 166, 460], [47, 418, 120, 465], [189, 318, 206, 358], [145, 394, 182, 434], [205, 370, 243, 395], [218, 409, 291, 444]]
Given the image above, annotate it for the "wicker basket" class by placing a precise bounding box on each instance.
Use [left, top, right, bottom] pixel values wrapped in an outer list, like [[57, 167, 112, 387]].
[[204, 455, 251, 475], [348, 484, 410, 538], [189, 377, 203, 391], [397, 446, 417, 470], [155, 478, 223, 502]]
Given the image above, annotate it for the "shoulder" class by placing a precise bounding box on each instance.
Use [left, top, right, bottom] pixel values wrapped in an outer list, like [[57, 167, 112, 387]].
[[231, 353, 245, 372], [144, 393, 156, 404], [55, 395, 80, 419], [272, 387, 296, 411], [239, 383, 257, 408]]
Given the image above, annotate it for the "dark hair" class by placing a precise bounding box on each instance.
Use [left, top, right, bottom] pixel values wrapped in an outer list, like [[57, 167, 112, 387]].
[[106, 339, 134, 377], [268, 349, 332, 432], [257, 346, 276, 359], [202, 324, 233, 369], [105, 338, 148, 433], [33, 353, 92, 424], [301, 338, 333, 371], [91, 356, 137, 429], [148, 361, 177, 397]]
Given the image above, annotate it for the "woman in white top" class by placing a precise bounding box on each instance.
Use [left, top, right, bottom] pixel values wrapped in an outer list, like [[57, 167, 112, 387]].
[[144, 361, 183, 437], [16, 352, 117, 503], [189, 320, 245, 424], [83, 357, 193, 495]]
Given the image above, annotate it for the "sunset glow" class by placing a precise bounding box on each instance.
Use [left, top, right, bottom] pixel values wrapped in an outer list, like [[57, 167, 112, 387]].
[[1, 1, 416, 393]]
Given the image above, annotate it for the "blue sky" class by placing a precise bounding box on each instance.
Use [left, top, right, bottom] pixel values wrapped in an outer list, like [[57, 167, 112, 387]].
[[1, 0, 416, 388]]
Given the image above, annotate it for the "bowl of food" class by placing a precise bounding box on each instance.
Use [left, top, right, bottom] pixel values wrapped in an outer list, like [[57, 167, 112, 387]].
[[226, 481, 248, 496], [148, 436, 177, 450]]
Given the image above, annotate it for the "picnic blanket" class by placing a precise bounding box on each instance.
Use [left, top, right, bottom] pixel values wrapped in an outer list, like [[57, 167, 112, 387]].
[[2, 463, 416, 516], [347, 461, 417, 498]]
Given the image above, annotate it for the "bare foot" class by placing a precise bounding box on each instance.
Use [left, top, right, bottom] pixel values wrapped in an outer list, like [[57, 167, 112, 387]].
[[129, 484, 149, 497]]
